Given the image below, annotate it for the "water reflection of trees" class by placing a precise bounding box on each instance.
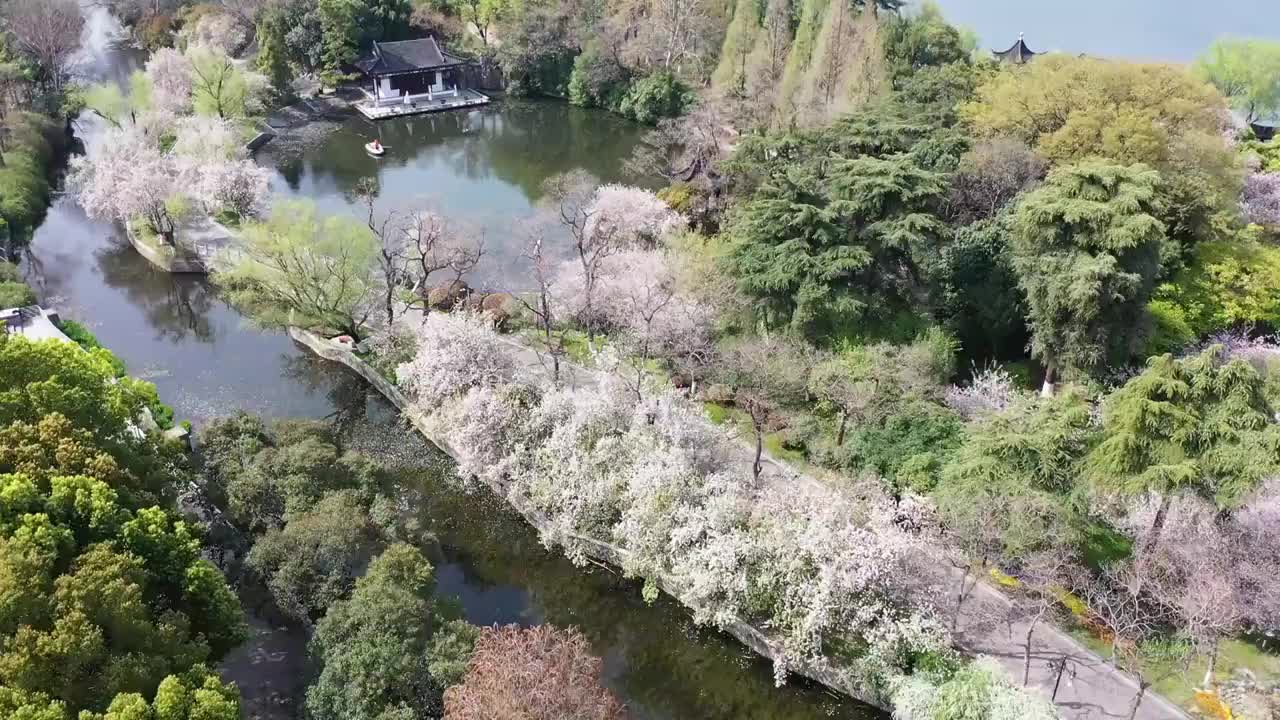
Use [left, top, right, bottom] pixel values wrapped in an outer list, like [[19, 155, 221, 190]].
[[376, 451, 881, 720], [95, 239, 217, 343], [278, 352, 373, 430], [264, 100, 647, 207]]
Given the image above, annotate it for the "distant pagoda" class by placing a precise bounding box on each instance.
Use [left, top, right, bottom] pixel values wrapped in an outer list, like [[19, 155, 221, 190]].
[[993, 33, 1038, 64]]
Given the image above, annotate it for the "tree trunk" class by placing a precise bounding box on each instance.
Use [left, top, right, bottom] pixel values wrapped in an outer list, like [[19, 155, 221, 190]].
[[1203, 636, 1219, 688], [1023, 621, 1036, 685], [752, 420, 764, 482], [1141, 494, 1172, 558], [836, 410, 848, 447], [951, 567, 973, 632], [1051, 658, 1067, 701], [1040, 362, 1056, 398], [1127, 679, 1148, 720]]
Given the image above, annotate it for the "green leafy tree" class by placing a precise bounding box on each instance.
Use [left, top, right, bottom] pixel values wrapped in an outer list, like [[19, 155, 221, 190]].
[[0, 279, 36, 308], [1194, 38, 1280, 125], [306, 543, 478, 720], [1086, 346, 1280, 552], [317, 0, 361, 87], [934, 391, 1091, 628], [0, 413, 177, 511], [255, 7, 295, 96], [218, 200, 380, 341], [79, 665, 239, 720], [1010, 162, 1166, 390], [246, 490, 383, 624], [0, 336, 160, 443], [0, 687, 67, 720], [1151, 233, 1280, 338], [725, 148, 947, 337], [934, 215, 1027, 360], [882, 1, 971, 81], [962, 53, 1241, 248], [188, 46, 252, 120]]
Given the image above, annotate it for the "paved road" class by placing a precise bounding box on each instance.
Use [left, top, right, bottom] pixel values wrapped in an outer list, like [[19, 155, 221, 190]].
[[460, 326, 1191, 718]]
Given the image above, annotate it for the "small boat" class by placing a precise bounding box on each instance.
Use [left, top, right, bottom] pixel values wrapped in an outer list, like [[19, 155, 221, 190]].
[[365, 141, 386, 157]]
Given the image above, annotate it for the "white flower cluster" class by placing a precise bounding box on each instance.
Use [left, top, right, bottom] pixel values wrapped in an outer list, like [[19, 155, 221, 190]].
[[944, 366, 1020, 420], [394, 312, 955, 692]]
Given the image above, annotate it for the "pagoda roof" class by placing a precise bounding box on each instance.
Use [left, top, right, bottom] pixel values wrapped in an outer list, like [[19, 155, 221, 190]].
[[354, 37, 469, 76], [993, 33, 1037, 64]]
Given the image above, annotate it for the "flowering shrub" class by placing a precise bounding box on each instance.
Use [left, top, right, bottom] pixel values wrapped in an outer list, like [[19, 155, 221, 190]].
[[396, 312, 517, 407], [584, 184, 685, 248], [944, 366, 1020, 420], [550, 248, 713, 361], [1243, 171, 1280, 227], [889, 659, 1057, 720]]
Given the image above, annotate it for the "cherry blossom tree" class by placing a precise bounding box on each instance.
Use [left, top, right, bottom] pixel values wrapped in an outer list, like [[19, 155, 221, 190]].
[[543, 170, 615, 345], [584, 184, 685, 249], [68, 127, 185, 242], [145, 48, 194, 115], [187, 11, 249, 56], [396, 311, 516, 408], [172, 115, 242, 162], [512, 221, 568, 383], [1243, 170, 1280, 227], [196, 160, 272, 219]]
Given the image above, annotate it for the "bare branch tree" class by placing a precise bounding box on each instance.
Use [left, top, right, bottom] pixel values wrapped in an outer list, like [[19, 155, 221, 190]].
[[511, 220, 567, 384], [402, 211, 485, 313], [1012, 549, 1079, 686], [0, 0, 84, 93], [542, 170, 619, 347], [352, 178, 409, 326]]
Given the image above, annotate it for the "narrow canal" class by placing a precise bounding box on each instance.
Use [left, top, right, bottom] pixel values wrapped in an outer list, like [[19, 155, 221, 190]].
[[18, 8, 884, 719]]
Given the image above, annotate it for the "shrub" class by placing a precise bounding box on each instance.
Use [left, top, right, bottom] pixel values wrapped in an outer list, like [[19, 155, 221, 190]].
[[442, 625, 624, 720], [617, 72, 694, 125], [1154, 235, 1280, 336], [0, 280, 35, 308], [56, 319, 128, 377]]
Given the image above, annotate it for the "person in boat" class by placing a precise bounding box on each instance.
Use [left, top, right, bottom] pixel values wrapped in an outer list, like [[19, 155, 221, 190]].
[[371, 139, 383, 152]]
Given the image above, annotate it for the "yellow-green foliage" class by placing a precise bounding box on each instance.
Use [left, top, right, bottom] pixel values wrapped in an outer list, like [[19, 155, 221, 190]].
[[1154, 235, 1280, 336], [961, 55, 1236, 187], [711, 0, 761, 90], [776, 0, 830, 115]]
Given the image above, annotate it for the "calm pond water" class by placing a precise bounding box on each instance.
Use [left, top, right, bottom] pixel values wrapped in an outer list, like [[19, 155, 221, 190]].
[[929, 0, 1280, 63], [18, 7, 882, 719]]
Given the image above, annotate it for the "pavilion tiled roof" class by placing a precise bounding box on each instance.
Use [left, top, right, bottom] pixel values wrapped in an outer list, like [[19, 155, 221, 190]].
[[355, 37, 468, 75]]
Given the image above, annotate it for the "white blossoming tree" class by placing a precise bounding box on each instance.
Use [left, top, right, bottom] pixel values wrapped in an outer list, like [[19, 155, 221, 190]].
[[396, 311, 517, 408]]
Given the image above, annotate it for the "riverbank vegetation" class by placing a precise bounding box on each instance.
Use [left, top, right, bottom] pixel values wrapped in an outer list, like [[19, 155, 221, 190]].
[[0, 0, 83, 255], [202, 5, 1280, 718], [0, 331, 247, 719], [193, 411, 626, 719]]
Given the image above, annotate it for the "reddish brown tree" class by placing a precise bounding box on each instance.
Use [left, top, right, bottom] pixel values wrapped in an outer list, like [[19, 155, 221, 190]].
[[443, 625, 626, 720]]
